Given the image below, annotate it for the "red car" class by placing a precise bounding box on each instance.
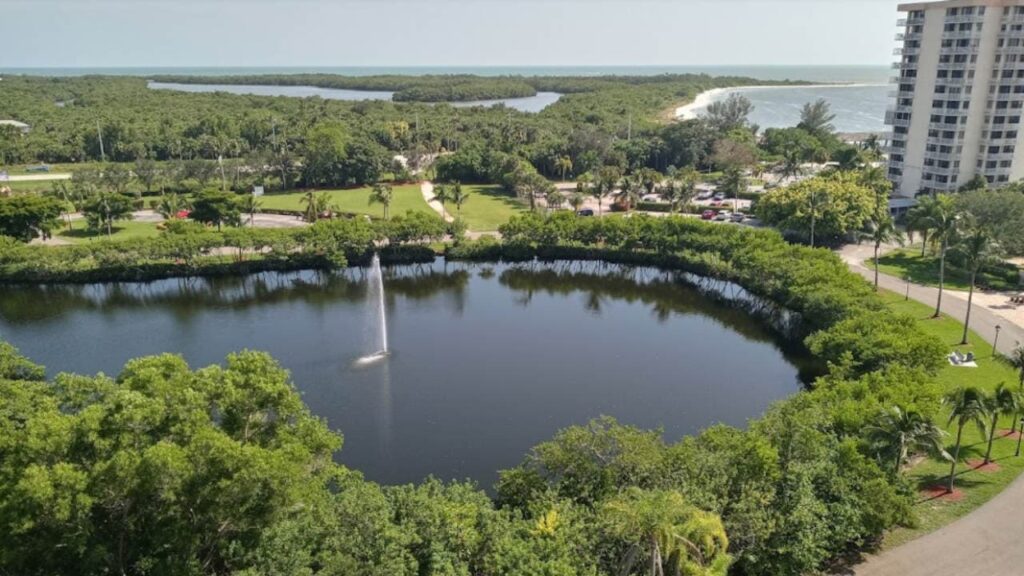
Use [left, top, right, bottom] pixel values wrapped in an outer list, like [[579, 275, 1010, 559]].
[[701, 210, 716, 220]]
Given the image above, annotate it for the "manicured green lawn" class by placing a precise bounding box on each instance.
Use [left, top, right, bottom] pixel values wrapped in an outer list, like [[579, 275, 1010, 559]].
[[877, 290, 1024, 549], [260, 185, 431, 219], [54, 221, 162, 243], [446, 185, 525, 231], [873, 246, 1021, 292]]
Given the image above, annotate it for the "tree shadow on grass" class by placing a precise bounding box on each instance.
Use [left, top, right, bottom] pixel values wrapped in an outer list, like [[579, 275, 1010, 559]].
[[472, 185, 526, 211], [57, 226, 130, 240]]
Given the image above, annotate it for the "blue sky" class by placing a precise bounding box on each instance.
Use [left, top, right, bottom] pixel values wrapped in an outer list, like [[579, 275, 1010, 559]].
[[2, 0, 898, 67]]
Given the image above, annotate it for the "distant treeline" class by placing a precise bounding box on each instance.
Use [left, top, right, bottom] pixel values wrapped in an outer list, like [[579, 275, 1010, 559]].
[[146, 72, 805, 102]]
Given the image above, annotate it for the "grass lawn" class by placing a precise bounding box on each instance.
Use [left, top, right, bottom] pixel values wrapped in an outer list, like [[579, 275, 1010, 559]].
[[445, 185, 525, 231], [874, 246, 1021, 292], [54, 221, 162, 244], [260, 185, 430, 219], [877, 290, 1024, 549]]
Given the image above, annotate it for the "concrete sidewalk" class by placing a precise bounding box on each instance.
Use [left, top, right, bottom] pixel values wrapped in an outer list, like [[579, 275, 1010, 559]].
[[836, 243, 1024, 576]]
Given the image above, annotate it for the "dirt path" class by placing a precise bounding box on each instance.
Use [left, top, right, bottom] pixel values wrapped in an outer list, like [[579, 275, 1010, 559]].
[[420, 181, 453, 223], [836, 243, 1024, 576]]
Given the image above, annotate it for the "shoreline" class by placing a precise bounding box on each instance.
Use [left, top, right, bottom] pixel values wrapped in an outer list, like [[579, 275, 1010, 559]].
[[675, 82, 888, 120]]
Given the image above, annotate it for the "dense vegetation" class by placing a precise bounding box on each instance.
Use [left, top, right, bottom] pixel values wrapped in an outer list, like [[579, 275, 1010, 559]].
[[1, 213, 952, 575]]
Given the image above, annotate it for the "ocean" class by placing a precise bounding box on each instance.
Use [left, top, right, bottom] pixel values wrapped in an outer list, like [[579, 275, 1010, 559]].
[[2, 65, 891, 132]]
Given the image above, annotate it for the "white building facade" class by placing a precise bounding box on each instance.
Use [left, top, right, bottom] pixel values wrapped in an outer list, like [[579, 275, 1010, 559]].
[[888, 0, 1024, 197]]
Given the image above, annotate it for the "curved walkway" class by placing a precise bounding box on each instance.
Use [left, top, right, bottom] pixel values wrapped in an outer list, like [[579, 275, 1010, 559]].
[[420, 181, 453, 223], [837, 243, 1024, 576]]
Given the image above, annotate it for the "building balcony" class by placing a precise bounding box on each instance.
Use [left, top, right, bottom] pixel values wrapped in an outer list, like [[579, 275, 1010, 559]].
[[894, 46, 921, 56], [934, 76, 968, 86], [945, 15, 981, 23], [891, 75, 918, 84], [892, 61, 919, 70], [924, 150, 958, 162], [984, 151, 1016, 162], [943, 30, 977, 39], [941, 45, 979, 55], [889, 158, 905, 169]]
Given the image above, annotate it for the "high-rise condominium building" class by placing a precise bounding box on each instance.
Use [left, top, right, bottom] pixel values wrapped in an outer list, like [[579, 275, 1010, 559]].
[[888, 0, 1024, 197]]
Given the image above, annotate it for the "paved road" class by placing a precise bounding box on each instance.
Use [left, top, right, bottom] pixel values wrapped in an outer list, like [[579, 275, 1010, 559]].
[[837, 243, 1024, 576], [3, 173, 72, 181]]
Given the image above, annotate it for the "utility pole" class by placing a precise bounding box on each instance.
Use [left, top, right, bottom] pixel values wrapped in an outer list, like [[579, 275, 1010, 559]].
[[627, 114, 632, 141]]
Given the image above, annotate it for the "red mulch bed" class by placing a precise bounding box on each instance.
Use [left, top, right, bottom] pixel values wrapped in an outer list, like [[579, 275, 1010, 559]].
[[920, 485, 965, 502], [966, 459, 1002, 473], [998, 429, 1023, 440]]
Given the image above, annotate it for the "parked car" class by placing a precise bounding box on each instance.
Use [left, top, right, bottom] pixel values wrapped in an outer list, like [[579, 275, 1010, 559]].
[[714, 211, 732, 221], [26, 164, 51, 173], [697, 190, 714, 200], [730, 212, 746, 222], [712, 192, 726, 201], [701, 209, 716, 220], [576, 208, 594, 217]]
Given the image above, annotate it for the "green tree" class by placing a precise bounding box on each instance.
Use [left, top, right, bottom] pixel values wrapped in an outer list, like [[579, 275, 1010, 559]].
[[190, 190, 241, 231], [369, 182, 394, 220], [756, 172, 875, 247], [568, 191, 586, 212], [0, 340, 46, 380], [704, 93, 752, 133], [944, 387, 989, 493], [952, 219, 1001, 343], [797, 99, 836, 138], [865, 406, 949, 478], [81, 193, 133, 237], [546, 188, 566, 212], [450, 182, 469, 213], [156, 192, 189, 220], [859, 209, 904, 290], [984, 384, 1021, 463], [240, 193, 263, 226], [555, 155, 573, 180], [905, 194, 940, 257], [0, 196, 64, 242], [602, 487, 732, 576], [924, 194, 962, 318], [617, 174, 642, 211], [302, 123, 348, 187], [133, 157, 161, 193], [1009, 344, 1024, 390], [432, 183, 452, 217]]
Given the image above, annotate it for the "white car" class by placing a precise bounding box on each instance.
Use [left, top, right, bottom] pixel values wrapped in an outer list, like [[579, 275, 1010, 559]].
[[713, 211, 732, 221]]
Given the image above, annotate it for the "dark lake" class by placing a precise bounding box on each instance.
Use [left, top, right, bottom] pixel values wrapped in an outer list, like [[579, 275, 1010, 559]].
[[0, 260, 814, 487]]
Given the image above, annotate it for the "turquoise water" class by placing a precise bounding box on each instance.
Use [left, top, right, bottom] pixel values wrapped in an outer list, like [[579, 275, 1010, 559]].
[[694, 84, 889, 133]]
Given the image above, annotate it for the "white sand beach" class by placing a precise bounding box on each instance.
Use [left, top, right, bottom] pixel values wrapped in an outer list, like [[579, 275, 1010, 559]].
[[674, 83, 887, 120]]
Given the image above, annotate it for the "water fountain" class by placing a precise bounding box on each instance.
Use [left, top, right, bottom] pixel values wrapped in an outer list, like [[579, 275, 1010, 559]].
[[355, 253, 389, 365]]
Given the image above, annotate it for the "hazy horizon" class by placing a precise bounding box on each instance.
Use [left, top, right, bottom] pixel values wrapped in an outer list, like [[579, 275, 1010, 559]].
[[1, 0, 899, 68]]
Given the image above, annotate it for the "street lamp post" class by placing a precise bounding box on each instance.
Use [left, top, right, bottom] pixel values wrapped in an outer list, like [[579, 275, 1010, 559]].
[[905, 274, 912, 301], [1017, 416, 1023, 457], [993, 325, 1003, 357]]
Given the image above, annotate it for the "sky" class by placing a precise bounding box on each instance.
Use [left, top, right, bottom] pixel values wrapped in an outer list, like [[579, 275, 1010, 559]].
[[1, 0, 898, 68]]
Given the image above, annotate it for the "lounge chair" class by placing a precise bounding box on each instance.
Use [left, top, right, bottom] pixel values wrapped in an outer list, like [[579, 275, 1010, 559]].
[[965, 352, 975, 363]]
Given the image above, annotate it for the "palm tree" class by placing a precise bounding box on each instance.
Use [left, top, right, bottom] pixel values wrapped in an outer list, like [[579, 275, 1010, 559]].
[[806, 187, 829, 248], [47, 180, 77, 230], [602, 488, 732, 576], [595, 166, 622, 216], [554, 156, 573, 181], [450, 182, 469, 213], [300, 190, 319, 223], [776, 149, 803, 181], [718, 167, 745, 213], [926, 195, 962, 318], [545, 188, 565, 212], [985, 384, 1022, 462], [860, 210, 905, 290], [945, 387, 990, 493], [906, 195, 940, 257], [369, 183, 394, 220], [432, 183, 452, 217], [1009, 344, 1024, 390], [240, 193, 263, 226], [616, 175, 642, 211], [569, 192, 586, 213], [156, 193, 189, 220], [866, 406, 950, 478], [952, 220, 1001, 344]]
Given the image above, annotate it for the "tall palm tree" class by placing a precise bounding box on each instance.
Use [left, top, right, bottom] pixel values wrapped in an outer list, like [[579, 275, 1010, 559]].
[[866, 406, 950, 478], [926, 195, 962, 318], [595, 166, 622, 216], [602, 487, 732, 576], [554, 156, 573, 181], [860, 210, 905, 290], [906, 194, 940, 257], [805, 187, 829, 248], [369, 183, 394, 220], [777, 149, 803, 181], [985, 384, 1022, 461], [952, 220, 1002, 344], [945, 387, 990, 493], [156, 193, 189, 220], [450, 182, 469, 213], [432, 183, 452, 218]]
